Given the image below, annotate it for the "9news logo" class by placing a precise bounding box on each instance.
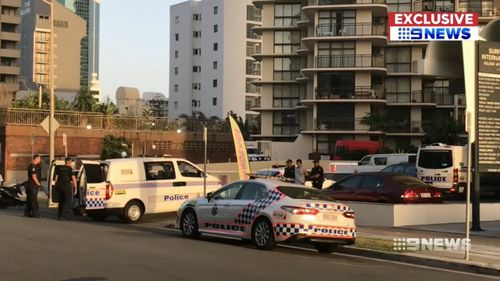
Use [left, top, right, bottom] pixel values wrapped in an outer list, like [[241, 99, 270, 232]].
[[388, 12, 479, 41]]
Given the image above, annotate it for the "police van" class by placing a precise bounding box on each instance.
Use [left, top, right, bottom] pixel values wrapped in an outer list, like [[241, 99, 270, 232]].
[[48, 158, 221, 223], [416, 144, 467, 193]]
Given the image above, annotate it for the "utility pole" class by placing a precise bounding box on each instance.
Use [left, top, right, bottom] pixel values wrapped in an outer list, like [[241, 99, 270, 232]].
[[49, 0, 55, 164]]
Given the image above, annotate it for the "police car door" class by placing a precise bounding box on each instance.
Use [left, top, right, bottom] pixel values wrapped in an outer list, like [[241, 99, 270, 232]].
[[228, 182, 269, 235], [79, 161, 107, 210], [143, 161, 178, 213], [48, 160, 65, 208], [197, 181, 245, 234]]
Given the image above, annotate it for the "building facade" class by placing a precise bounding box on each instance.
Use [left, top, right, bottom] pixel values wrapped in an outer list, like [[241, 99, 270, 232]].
[[20, 0, 86, 101], [0, 0, 21, 105], [253, 0, 499, 158], [169, 0, 262, 123], [143, 92, 169, 118]]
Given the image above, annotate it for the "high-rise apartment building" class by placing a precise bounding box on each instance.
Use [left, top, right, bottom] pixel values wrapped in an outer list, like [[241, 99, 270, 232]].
[[169, 0, 262, 122], [252, 0, 499, 158], [57, 0, 100, 99], [0, 0, 21, 105], [20, 0, 86, 100]]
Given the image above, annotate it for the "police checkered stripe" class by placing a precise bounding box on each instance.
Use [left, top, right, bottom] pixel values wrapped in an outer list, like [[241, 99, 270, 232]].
[[86, 198, 104, 208], [305, 203, 352, 212], [275, 223, 356, 238], [275, 223, 307, 237], [113, 181, 220, 190], [234, 190, 284, 225]]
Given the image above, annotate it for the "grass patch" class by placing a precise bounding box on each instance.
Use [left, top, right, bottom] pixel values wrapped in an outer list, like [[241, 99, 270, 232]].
[[355, 237, 407, 253]]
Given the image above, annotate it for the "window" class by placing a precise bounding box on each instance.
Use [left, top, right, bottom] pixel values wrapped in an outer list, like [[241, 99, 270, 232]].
[[213, 79, 218, 88], [213, 182, 245, 200], [83, 164, 105, 184], [193, 48, 201, 55], [239, 183, 268, 200], [385, 78, 411, 103], [273, 85, 302, 108], [374, 157, 388, 166], [386, 48, 411, 73], [247, 5, 262, 22], [212, 98, 217, 106], [175, 16, 179, 24], [361, 176, 384, 189], [193, 14, 201, 21], [213, 24, 218, 33], [174, 84, 179, 92], [213, 43, 218, 51], [174, 101, 178, 109], [273, 57, 301, 81], [174, 67, 178, 75], [273, 111, 299, 135], [178, 161, 202, 178], [193, 66, 201, 73], [274, 31, 301, 54], [213, 61, 218, 70], [175, 33, 179, 41], [318, 10, 356, 36], [144, 162, 176, 180], [193, 31, 201, 38], [387, 0, 412, 12], [274, 4, 301, 27], [174, 50, 179, 58], [417, 150, 453, 169], [317, 41, 355, 68], [214, 6, 218, 15], [192, 83, 201, 90], [359, 155, 371, 165]]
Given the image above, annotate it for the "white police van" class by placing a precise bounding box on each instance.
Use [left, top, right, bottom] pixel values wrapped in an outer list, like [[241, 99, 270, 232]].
[[48, 158, 221, 223], [416, 144, 467, 193]]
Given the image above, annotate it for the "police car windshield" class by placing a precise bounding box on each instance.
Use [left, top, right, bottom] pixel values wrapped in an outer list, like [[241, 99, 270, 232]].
[[418, 150, 453, 169], [277, 186, 335, 202]]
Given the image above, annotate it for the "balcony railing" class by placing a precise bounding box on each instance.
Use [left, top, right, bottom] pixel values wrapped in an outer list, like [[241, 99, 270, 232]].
[[315, 55, 385, 68], [315, 0, 386, 5], [458, 2, 497, 16], [315, 117, 362, 131], [316, 86, 384, 100], [386, 91, 432, 103], [315, 23, 387, 37]]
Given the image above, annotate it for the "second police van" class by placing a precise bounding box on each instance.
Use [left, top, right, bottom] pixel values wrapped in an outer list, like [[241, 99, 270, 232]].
[[48, 158, 221, 223]]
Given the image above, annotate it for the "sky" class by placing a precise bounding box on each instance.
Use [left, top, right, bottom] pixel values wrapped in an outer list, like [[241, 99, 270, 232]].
[[100, 0, 185, 101]]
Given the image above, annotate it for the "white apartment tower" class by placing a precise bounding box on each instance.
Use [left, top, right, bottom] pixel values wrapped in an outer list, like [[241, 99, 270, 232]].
[[169, 0, 262, 122]]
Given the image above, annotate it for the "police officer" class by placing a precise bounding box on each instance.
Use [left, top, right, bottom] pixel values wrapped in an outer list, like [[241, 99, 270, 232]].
[[54, 158, 77, 220], [25, 155, 42, 218], [309, 160, 325, 190]]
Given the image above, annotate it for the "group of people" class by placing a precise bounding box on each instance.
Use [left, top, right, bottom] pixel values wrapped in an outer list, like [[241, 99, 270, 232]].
[[24, 155, 77, 220], [283, 159, 325, 190]]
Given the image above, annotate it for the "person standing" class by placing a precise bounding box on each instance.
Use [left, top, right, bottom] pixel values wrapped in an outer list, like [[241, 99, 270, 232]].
[[54, 158, 77, 220], [283, 159, 295, 182], [294, 159, 307, 185], [310, 160, 325, 190], [25, 155, 42, 218]]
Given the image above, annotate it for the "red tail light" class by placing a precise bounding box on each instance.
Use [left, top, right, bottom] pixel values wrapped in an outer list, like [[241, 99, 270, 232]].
[[281, 206, 319, 215], [453, 168, 459, 183], [402, 189, 418, 199], [105, 182, 114, 200], [343, 211, 355, 219], [433, 190, 442, 198]]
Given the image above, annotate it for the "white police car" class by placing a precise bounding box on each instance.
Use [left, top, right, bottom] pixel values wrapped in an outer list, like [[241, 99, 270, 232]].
[[177, 179, 356, 252]]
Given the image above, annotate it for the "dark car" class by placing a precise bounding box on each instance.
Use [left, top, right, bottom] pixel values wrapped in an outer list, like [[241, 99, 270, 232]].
[[381, 162, 417, 177], [324, 173, 443, 204]]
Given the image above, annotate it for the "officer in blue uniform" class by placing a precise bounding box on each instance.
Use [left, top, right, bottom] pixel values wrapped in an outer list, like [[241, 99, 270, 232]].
[[25, 155, 42, 218]]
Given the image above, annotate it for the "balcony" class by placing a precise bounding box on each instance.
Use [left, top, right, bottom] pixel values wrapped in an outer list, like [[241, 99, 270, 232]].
[[304, 117, 383, 134], [0, 65, 19, 75], [386, 121, 426, 136], [305, 86, 385, 103], [303, 23, 388, 46], [302, 54, 386, 74], [1, 0, 21, 8], [458, 2, 498, 18], [0, 31, 20, 41], [303, 0, 388, 19], [386, 91, 435, 106], [0, 48, 20, 58]]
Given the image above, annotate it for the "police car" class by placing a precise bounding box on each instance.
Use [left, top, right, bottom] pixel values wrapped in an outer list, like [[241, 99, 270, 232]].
[[48, 158, 221, 223], [177, 179, 356, 252]]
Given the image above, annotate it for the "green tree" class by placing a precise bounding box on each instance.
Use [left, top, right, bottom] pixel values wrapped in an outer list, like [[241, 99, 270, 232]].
[[424, 117, 463, 145], [73, 87, 98, 112], [96, 99, 118, 129], [227, 111, 251, 140], [11, 93, 72, 110], [360, 110, 402, 150], [101, 135, 131, 159]]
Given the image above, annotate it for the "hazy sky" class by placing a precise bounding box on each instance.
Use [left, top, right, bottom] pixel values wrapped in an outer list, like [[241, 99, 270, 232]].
[[100, 0, 184, 101]]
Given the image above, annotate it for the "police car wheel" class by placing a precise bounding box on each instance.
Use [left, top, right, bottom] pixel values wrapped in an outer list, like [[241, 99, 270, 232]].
[[252, 218, 276, 250], [123, 201, 143, 224], [180, 209, 200, 238], [315, 243, 337, 254]]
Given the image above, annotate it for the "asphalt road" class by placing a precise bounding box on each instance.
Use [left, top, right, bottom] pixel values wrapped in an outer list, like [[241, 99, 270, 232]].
[[0, 208, 498, 281]]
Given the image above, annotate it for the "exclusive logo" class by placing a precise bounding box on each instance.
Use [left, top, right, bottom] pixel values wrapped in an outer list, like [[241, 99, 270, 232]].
[[388, 12, 478, 41]]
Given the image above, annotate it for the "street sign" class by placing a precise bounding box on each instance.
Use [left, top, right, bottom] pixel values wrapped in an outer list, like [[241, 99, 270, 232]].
[[477, 41, 500, 173], [41, 116, 59, 135]]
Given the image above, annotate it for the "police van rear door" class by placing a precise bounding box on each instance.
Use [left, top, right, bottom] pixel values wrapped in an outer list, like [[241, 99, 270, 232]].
[[80, 160, 107, 210], [417, 149, 454, 190], [48, 160, 65, 208]]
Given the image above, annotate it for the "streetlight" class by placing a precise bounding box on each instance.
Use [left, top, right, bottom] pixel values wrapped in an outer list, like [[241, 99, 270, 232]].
[[86, 124, 92, 130], [176, 129, 182, 134]]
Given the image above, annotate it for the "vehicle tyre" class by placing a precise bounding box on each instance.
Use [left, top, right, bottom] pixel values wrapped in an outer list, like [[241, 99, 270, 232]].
[[252, 218, 276, 250], [180, 209, 200, 238], [315, 243, 338, 253], [123, 201, 143, 224]]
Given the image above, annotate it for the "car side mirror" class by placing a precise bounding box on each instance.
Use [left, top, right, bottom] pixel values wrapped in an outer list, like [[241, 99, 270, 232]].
[[206, 192, 213, 202]]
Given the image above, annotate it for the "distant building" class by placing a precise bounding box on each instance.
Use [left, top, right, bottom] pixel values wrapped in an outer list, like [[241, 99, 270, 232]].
[[143, 92, 168, 117], [20, 0, 86, 101], [0, 0, 21, 105], [116, 87, 142, 116], [169, 0, 262, 122]]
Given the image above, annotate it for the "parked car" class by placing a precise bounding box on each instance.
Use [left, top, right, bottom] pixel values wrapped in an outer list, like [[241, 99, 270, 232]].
[[247, 147, 271, 162], [381, 162, 417, 177], [323, 173, 443, 204], [177, 179, 356, 253]]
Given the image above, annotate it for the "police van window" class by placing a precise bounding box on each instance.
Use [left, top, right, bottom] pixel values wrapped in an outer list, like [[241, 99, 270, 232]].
[[144, 162, 176, 180], [359, 156, 371, 165], [178, 161, 202, 178], [239, 182, 267, 200], [374, 157, 387, 165], [84, 164, 104, 183], [418, 150, 453, 169], [213, 182, 244, 200]]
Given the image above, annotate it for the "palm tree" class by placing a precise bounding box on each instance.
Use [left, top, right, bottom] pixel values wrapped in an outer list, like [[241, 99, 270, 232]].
[[360, 110, 401, 150], [73, 87, 98, 112], [96, 99, 118, 129], [424, 117, 463, 145]]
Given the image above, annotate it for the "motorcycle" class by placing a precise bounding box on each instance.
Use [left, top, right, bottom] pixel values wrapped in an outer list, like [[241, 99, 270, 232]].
[[0, 182, 27, 209]]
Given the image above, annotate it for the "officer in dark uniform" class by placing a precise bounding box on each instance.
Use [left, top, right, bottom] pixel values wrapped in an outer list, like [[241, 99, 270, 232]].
[[283, 159, 295, 182], [25, 154, 42, 218], [309, 160, 325, 190], [54, 158, 77, 220]]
